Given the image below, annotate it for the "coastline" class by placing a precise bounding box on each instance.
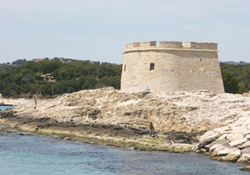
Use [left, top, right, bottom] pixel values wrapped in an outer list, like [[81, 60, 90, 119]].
[[1, 109, 249, 171], [0, 97, 42, 106], [1, 87, 250, 171], [0, 109, 192, 153]]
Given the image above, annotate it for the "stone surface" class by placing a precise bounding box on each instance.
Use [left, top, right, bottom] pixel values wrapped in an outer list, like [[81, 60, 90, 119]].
[[121, 41, 224, 93], [237, 156, 249, 163], [199, 131, 217, 141], [244, 134, 250, 140], [213, 127, 230, 133], [205, 138, 229, 150], [219, 153, 240, 162], [210, 144, 224, 153], [241, 147, 250, 154], [241, 153, 250, 160], [238, 141, 250, 149], [197, 137, 218, 150], [217, 147, 240, 156], [227, 133, 244, 142], [229, 138, 248, 147]]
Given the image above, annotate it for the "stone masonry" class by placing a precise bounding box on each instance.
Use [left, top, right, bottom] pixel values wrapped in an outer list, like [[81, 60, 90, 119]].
[[121, 41, 224, 93]]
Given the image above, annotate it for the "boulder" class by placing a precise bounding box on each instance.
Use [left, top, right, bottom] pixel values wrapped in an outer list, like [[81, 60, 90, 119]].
[[212, 126, 230, 133], [229, 138, 248, 147], [237, 156, 249, 163], [241, 147, 250, 154], [216, 134, 227, 140], [244, 131, 250, 136], [197, 132, 221, 150], [217, 146, 240, 156], [205, 138, 229, 150], [244, 134, 250, 140], [199, 131, 218, 141], [219, 153, 240, 162], [238, 141, 250, 149], [241, 153, 250, 160], [227, 133, 244, 142], [210, 144, 224, 153], [197, 137, 217, 150]]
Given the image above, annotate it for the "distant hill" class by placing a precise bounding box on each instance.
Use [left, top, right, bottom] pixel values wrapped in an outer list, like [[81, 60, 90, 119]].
[[0, 57, 119, 72]]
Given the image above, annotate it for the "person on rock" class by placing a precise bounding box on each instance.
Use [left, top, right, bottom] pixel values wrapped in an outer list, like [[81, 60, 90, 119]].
[[34, 100, 37, 109]]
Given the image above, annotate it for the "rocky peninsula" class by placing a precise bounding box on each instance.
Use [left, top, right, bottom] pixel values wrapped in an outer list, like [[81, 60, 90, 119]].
[[1, 87, 250, 167]]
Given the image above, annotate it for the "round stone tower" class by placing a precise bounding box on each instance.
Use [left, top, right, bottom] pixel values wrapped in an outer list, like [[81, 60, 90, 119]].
[[121, 41, 224, 93]]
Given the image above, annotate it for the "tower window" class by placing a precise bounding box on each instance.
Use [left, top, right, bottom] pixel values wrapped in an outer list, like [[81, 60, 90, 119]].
[[150, 63, 155, 71], [124, 65, 126, 71]]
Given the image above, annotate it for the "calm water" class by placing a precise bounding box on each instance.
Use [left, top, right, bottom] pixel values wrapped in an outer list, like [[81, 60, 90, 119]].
[[0, 106, 248, 175], [0, 105, 13, 111]]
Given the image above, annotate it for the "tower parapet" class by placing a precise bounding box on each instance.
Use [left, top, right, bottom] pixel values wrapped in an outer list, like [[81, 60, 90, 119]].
[[121, 41, 224, 93], [125, 41, 217, 52], [183, 42, 217, 50]]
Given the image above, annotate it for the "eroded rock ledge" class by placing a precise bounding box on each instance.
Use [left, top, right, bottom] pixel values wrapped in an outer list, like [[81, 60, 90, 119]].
[[1, 87, 250, 164]]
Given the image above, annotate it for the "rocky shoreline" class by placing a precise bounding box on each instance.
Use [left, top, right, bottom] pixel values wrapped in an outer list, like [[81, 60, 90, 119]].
[[195, 126, 250, 164], [0, 108, 197, 153], [1, 87, 250, 170]]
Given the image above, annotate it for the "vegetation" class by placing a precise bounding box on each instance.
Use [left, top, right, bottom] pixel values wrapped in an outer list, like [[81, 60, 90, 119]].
[[240, 166, 250, 171], [220, 63, 250, 93], [0, 58, 250, 97], [0, 59, 122, 98]]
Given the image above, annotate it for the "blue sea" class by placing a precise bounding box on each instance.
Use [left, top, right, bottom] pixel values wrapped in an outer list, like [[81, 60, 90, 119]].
[[0, 106, 248, 174]]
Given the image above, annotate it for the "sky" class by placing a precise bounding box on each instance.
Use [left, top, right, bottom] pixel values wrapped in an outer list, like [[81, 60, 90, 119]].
[[0, 0, 249, 64]]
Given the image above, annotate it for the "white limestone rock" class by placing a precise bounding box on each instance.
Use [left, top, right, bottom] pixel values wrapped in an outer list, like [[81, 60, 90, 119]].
[[217, 147, 240, 156], [241, 147, 250, 154], [227, 133, 244, 142], [237, 156, 249, 163], [238, 141, 250, 149], [210, 144, 224, 152], [229, 138, 248, 147], [205, 138, 229, 150], [212, 126, 230, 133], [197, 133, 221, 150], [243, 130, 250, 136], [199, 131, 217, 141], [244, 134, 250, 140], [217, 134, 227, 140], [241, 153, 250, 160]]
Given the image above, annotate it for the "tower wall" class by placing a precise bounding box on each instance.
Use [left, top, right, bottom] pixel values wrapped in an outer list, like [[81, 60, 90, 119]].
[[121, 41, 224, 93]]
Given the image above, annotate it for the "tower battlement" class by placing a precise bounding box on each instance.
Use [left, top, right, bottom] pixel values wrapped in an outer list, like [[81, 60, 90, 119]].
[[125, 41, 217, 51]]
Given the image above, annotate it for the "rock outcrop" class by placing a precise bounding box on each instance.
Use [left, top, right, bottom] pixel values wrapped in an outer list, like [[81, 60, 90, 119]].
[[1, 87, 250, 163]]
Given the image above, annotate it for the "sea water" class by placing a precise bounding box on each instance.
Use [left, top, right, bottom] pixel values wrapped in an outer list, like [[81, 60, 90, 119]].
[[0, 106, 248, 175], [0, 106, 13, 111]]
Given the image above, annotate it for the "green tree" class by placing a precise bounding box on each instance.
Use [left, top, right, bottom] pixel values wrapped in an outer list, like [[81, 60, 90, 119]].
[[222, 71, 239, 93], [242, 67, 250, 92]]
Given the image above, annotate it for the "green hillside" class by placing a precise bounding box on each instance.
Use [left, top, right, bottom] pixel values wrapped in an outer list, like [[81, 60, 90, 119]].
[[0, 59, 122, 98]]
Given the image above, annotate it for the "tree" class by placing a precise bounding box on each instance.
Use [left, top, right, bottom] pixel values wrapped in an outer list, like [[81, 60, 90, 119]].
[[13, 73, 23, 85], [242, 67, 250, 92], [2, 87, 12, 97], [222, 71, 239, 93]]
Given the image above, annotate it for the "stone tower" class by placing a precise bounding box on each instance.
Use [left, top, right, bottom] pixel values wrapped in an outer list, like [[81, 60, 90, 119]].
[[121, 41, 224, 93]]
